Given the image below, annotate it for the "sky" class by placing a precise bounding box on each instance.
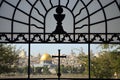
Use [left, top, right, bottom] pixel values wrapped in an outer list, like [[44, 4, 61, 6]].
[[0, 0, 120, 33], [0, 0, 120, 56], [14, 44, 100, 56]]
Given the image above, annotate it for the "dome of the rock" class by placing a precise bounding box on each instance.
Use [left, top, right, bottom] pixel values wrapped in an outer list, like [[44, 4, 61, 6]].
[[40, 53, 52, 61]]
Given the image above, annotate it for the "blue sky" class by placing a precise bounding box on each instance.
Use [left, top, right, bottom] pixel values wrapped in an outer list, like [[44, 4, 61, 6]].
[[14, 44, 100, 56]]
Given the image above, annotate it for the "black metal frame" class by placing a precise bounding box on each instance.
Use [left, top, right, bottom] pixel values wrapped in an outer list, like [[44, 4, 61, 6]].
[[0, 0, 120, 80]]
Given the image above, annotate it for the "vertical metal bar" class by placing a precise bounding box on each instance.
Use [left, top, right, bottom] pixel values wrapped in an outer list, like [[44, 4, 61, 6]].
[[58, 0, 60, 5], [81, 0, 91, 79], [11, 0, 21, 42], [97, 0, 107, 43], [28, 10, 30, 80], [58, 49, 60, 80], [52, 49, 66, 80], [28, 38, 30, 79], [73, 26, 75, 42], [59, 34, 60, 42], [28, 0, 38, 79], [88, 43, 91, 79], [44, 20, 45, 42]]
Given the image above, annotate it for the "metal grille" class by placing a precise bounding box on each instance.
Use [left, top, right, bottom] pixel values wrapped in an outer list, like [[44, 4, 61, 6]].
[[0, 0, 120, 43], [0, 0, 120, 79]]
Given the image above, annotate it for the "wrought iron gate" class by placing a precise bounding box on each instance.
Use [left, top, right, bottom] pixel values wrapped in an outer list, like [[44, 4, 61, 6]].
[[0, 0, 120, 79]]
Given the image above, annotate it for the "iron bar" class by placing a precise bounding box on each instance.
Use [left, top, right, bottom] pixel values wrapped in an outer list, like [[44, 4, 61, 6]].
[[75, 16, 120, 29], [75, 0, 115, 25], [26, 0, 44, 18], [75, 0, 93, 18], [0, 0, 120, 79], [72, 0, 79, 12], [49, 0, 53, 7], [52, 49, 66, 80], [39, 0, 47, 12], [4, 0, 44, 25], [66, 0, 69, 7], [11, 0, 21, 42]]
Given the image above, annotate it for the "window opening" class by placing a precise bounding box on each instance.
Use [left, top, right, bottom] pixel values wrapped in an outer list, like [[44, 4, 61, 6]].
[[0, 0, 120, 79]]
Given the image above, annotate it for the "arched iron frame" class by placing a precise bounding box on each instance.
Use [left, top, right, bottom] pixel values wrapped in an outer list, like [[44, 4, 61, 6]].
[[0, 0, 120, 80]]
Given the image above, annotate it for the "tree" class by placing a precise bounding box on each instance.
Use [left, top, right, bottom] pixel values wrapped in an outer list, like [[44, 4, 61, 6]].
[[91, 44, 120, 78], [91, 52, 113, 78], [34, 67, 42, 74], [77, 52, 88, 74], [0, 44, 18, 74], [60, 65, 67, 73], [42, 66, 50, 74], [99, 44, 120, 78]]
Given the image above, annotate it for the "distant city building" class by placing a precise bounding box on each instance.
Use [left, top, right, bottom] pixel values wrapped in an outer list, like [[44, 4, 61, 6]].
[[17, 49, 85, 72], [18, 50, 28, 67], [18, 49, 27, 58]]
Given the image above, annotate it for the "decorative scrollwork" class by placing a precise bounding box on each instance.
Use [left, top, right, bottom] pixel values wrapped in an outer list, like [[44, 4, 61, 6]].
[[61, 34, 72, 42], [14, 34, 28, 42], [46, 34, 58, 42], [108, 34, 120, 43], [91, 34, 105, 42], [76, 34, 88, 42], [0, 34, 10, 42], [31, 34, 43, 42], [0, 0, 120, 43]]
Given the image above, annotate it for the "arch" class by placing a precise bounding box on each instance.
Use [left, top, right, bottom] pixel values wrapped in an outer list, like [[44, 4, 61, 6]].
[[0, 0, 120, 80], [0, 0, 120, 43], [45, 6, 74, 33]]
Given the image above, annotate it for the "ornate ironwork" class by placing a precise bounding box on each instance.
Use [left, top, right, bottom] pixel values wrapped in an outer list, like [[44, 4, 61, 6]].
[[0, 0, 120, 43], [0, 0, 120, 80]]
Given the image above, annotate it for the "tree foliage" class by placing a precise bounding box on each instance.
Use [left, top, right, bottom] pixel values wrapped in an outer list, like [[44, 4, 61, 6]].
[[91, 44, 120, 78], [0, 44, 18, 74], [42, 66, 50, 74], [77, 52, 88, 74]]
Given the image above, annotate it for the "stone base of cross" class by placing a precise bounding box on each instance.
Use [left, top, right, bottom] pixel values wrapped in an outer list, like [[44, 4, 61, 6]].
[[52, 49, 66, 80]]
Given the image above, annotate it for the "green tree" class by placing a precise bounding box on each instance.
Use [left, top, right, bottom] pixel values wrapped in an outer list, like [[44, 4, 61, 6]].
[[91, 44, 120, 78], [91, 52, 113, 78], [60, 65, 67, 73], [42, 66, 50, 74], [0, 44, 18, 74], [34, 67, 42, 74], [110, 52, 120, 78], [77, 52, 88, 74]]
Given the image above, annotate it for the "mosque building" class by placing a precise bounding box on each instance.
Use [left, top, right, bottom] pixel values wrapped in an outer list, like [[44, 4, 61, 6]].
[[32, 53, 56, 68], [33, 53, 56, 74], [39, 53, 56, 68], [40, 53, 52, 65]]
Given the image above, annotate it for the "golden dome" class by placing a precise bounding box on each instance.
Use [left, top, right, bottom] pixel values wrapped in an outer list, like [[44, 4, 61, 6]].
[[40, 53, 52, 61]]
